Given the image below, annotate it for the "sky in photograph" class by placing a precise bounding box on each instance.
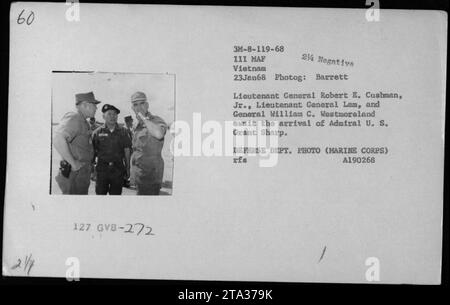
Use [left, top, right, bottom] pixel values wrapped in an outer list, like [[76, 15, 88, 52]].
[[52, 72, 175, 126]]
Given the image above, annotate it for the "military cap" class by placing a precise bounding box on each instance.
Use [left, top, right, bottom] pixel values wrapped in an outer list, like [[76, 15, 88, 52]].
[[75, 91, 101, 105], [102, 104, 120, 114], [131, 91, 147, 103]]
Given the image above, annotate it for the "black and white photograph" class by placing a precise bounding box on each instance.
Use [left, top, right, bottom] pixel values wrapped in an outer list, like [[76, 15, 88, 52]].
[[50, 72, 174, 195]]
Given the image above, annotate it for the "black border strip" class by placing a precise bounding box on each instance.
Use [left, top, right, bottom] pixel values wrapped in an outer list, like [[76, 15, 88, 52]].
[[1, 0, 448, 300]]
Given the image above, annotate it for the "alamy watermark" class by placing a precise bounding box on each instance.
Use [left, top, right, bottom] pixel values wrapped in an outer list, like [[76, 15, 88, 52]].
[[65, 257, 80, 281], [169, 113, 281, 167], [366, 0, 381, 22], [65, 0, 80, 22], [365, 256, 380, 282]]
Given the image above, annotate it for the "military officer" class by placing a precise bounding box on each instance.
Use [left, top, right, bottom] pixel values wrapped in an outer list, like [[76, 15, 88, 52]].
[[122, 116, 134, 188], [53, 91, 101, 194], [92, 104, 132, 195], [130, 91, 168, 195], [124, 115, 134, 141]]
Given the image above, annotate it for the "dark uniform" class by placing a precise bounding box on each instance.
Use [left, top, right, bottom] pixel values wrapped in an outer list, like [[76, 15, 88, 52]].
[[88, 118, 102, 182], [125, 127, 133, 141], [92, 110, 132, 195], [124, 115, 134, 141], [131, 113, 168, 195], [123, 116, 134, 188]]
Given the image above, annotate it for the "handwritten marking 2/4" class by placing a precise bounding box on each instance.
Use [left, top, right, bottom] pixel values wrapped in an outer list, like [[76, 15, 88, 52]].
[[11, 253, 35, 276]]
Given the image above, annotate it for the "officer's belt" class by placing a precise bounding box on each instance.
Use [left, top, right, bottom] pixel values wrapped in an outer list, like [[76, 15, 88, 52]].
[[97, 160, 123, 167]]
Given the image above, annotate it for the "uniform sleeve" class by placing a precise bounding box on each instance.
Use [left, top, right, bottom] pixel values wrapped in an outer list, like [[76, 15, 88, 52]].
[[55, 112, 81, 143], [151, 115, 168, 131]]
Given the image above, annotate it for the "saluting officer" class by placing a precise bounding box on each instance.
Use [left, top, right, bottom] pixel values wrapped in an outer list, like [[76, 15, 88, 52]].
[[130, 91, 168, 195], [53, 91, 101, 194], [92, 104, 132, 195]]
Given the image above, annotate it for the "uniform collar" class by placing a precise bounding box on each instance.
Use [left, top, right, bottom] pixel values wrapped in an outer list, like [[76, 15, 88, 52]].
[[102, 123, 119, 132]]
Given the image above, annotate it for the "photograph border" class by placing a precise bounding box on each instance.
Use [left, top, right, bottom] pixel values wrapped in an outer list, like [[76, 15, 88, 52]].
[[49, 70, 176, 196]]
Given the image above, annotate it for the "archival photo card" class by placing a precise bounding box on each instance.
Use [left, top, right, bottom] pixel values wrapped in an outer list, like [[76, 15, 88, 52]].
[[50, 71, 175, 196]]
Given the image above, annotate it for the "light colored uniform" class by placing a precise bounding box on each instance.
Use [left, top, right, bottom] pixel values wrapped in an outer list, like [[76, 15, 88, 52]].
[[131, 113, 167, 195], [55, 111, 93, 194]]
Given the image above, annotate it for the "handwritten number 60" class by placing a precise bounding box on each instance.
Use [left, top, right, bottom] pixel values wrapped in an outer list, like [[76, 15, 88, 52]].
[[17, 9, 35, 25]]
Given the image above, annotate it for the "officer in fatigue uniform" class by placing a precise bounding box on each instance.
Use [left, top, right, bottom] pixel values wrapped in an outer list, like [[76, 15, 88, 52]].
[[124, 115, 134, 141], [130, 91, 168, 195], [92, 104, 132, 195], [53, 91, 101, 194]]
